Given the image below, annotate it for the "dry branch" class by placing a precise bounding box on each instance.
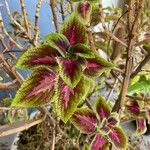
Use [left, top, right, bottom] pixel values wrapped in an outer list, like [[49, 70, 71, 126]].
[[33, 0, 42, 44], [20, 0, 30, 33], [0, 116, 45, 137], [99, 3, 128, 48], [50, 0, 59, 32], [0, 12, 24, 50]]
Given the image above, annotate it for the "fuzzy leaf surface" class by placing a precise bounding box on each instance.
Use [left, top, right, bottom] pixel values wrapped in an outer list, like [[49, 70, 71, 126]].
[[108, 126, 128, 149], [57, 57, 85, 88], [16, 44, 59, 70], [135, 116, 147, 136], [11, 68, 56, 107], [61, 13, 88, 45], [55, 77, 90, 123], [45, 33, 70, 57], [91, 134, 109, 150], [84, 54, 114, 78], [70, 44, 95, 59], [76, 1, 91, 24], [94, 96, 111, 121], [71, 107, 98, 134]]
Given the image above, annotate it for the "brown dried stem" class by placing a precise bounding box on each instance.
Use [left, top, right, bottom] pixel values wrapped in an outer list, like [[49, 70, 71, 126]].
[[50, 0, 59, 32], [33, 0, 42, 44], [5, 0, 34, 46], [99, 3, 128, 48], [113, 0, 145, 112], [0, 116, 45, 137], [20, 0, 30, 33], [0, 12, 24, 50]]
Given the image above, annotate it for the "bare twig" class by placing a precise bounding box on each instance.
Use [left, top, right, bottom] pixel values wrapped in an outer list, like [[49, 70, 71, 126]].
[[50, 0, 59, 32], [99, 3, 128, 48], [20, 0, 30, 33], [113, 0, 145, 112], [0, 12, 24, 50], [33, 0, 42, 44], [107, 78, 118, 102], [5, 0, 34, 46], [59, 0, 65, 22], [0, 80, 17, 90], [0, 116, 45, 137], [0, 34, 16, 59], [131, 54, 150, 78]]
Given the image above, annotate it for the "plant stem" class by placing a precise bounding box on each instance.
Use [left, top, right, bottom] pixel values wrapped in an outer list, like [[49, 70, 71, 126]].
[[113, 0, 145, 112]]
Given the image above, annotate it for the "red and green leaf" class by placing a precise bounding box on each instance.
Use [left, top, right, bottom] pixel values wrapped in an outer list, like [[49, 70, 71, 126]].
[[45, 33, 70, 57], [91, 134, 109, 150], [69, 44, 95, 59], [107, 113, 119, 126], [146, 107, 150, 124], [126, 100, 140, 116], [61, 13, 88, 45], [84, 54, 114, 78], [57, 57, 85, 88], [94, 96, 111, 121], [16, 44, 59, 70], [76, 1, 92, 24], [135, 116, 147, 136], [71, 107, 98, 134], [108, 126, 128, 149], [55, 77, 90, 123], [11, 68, 56, 107]]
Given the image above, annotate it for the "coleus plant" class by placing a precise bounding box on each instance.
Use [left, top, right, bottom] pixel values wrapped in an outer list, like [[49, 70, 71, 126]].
[[71, 97, 128, 150], [126, 99, 150, 136], [71, 0, 99, 24], [11, 13, 114, 123]]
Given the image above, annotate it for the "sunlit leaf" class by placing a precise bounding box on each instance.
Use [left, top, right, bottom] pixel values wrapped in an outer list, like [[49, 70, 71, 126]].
[[57, 57, 85, 88], [135, 116, 147, 136], [76, 1, 91, 24], [94, 96, 111, 121], [11, 68, 56, 107], [16, 44, 59, 70], [108, 126, 128, 149], [45, 33, 70, 57], [126, 100, 140, 116], [55, 77, 90, 123], [61, 13, 88, 45], [91, 134, 109, 150], [71, 107, 98, 134], [84, 54, 114, 78], [69, 43, 95, 59]]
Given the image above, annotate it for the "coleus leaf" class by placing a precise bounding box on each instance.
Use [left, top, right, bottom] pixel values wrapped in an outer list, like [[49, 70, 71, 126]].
[[45, 33, 70, 57], [55, 76, 90, 123], [126, 100, 140, 116], [135, 116, 147, 136], [107, 112, 119, 126], [84, 54, 114, 78], [76, 1, 92, 24], [71, 107, 98, 134], [146, 107, 150, 124], [90, 134, 109, 150], [57, 57, 85, 88], [69, 44, 95, 59], [94, 96, 111, 121], [108, 126, 128, 150], [16, 44, 59, 70], [11, 68, 56, 107], [61, 13, 88, 45]]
